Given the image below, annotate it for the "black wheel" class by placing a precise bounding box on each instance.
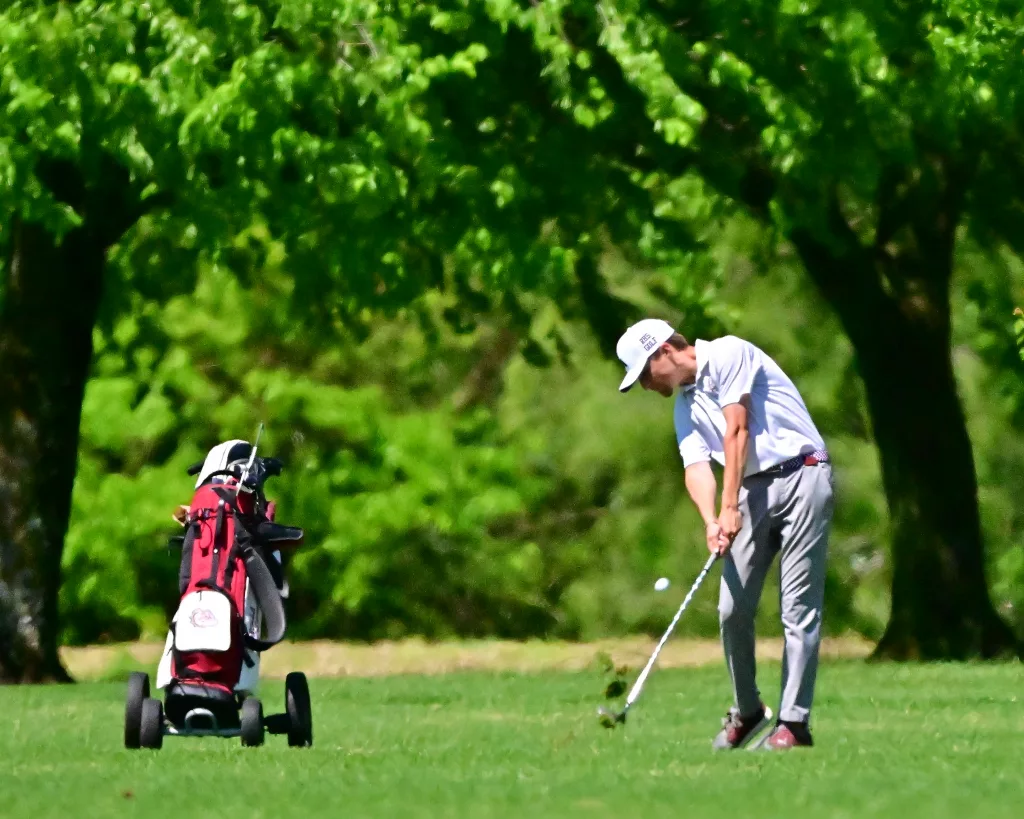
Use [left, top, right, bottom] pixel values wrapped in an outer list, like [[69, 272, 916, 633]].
[[285, 672, 313, 748], [139, 698, 164, 750], [124, 672, 150, 749], [240, 697, 265, 747]]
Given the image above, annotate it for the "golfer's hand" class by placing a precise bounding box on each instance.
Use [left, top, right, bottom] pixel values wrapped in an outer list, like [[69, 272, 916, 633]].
[[705, 521, 727, 555], [717, 505, 743, 553]]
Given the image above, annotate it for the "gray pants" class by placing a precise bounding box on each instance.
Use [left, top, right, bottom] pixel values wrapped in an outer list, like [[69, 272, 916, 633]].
[[719, 461, 834, 724]]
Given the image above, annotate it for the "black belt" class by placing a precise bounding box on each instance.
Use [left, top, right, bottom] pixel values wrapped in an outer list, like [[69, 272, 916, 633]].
[[762, 449, 830, 476]]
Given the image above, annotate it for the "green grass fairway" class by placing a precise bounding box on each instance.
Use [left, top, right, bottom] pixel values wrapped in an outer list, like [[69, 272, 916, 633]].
[[3, 659, 1022, 818]]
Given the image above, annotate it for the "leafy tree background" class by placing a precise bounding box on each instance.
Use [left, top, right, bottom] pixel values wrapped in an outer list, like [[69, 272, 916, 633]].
[[62, 224, 1024, 648], [2, 1, 1024, 676]]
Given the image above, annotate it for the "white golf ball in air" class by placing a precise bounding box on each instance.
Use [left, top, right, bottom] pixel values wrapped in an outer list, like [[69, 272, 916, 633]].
[[654, 577, 670, 592]]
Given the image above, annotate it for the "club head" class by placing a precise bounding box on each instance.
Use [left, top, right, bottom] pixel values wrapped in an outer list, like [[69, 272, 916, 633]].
[[596, 706, 626, 729]]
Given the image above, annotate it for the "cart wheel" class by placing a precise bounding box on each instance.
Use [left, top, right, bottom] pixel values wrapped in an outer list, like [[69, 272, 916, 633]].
[[285, 672, 313, 748], [139, 698, 164, 750], [124, 672, 151, 749], [240, 697, 265, 747]]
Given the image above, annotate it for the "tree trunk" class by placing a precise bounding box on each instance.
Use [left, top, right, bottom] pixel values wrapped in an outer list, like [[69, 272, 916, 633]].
[[854, 281, 1018, 660], [0, 219, 107, 682], [792, 191, 1021, 660]]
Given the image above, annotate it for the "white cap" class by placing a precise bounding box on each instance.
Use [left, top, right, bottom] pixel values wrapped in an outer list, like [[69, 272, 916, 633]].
[[616, 318, 676, 392]]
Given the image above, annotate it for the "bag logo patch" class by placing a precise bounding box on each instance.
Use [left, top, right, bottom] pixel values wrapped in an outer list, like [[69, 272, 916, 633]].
[[189, 608, 219, 628]]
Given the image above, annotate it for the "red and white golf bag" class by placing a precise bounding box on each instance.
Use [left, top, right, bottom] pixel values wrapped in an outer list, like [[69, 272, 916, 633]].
[[156, 440, 303, 720]]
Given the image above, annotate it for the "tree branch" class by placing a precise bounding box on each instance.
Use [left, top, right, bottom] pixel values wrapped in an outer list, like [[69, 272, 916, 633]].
[[789, 187, 892, 344]]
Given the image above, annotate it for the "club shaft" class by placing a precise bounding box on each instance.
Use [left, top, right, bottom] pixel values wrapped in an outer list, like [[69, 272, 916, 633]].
[[239, 422, 265, 487], [623, 553, 719, 710]]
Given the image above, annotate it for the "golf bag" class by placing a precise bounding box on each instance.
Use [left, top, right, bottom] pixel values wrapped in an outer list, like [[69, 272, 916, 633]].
[[156, 440, 304, 719]]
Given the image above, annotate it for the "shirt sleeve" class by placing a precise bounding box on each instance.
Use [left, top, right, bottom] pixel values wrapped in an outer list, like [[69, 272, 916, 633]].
[[674, 397, 711, 467], [713, 336, 761, 408]]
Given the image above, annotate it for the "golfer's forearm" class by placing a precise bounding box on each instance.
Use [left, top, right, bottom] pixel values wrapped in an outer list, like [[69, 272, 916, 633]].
[[684, 462, 719, 524], [721, 428, 748, 510]]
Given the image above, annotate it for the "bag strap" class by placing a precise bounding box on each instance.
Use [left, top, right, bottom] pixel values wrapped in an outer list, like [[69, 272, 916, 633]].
[[231, 513, 287, 652], [240, 542, 286, 652], [195, 499, 229, 593]]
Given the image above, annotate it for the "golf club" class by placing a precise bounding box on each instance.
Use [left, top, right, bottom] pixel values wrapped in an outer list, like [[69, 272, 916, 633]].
[[597, 552, 720, 729]]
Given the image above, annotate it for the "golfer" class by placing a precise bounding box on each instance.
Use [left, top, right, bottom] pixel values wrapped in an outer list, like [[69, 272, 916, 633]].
[[616, 318, 834, 750]]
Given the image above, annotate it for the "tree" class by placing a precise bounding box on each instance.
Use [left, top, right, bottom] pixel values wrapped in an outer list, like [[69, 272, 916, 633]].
[[0, 0, 696, 681], [7, 0, 1018, 680], [492, 0, 1024, 657]]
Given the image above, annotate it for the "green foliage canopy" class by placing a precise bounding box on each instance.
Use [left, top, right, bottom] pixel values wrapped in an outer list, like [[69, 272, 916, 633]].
[[1, 0, 716, 330], [6, 1, 1024, 661]]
